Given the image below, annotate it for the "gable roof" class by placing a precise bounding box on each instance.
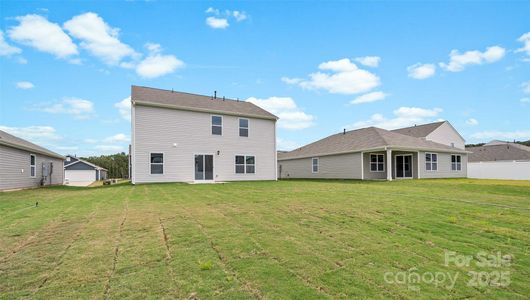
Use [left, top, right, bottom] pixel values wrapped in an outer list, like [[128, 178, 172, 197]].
[[466, 142, 530, 162], [64, 156, 107, 171], [278, 126, 467, 160], [391, 121, 445, 138], [0, 129, 64, 160], [132, 85, 278, 120]]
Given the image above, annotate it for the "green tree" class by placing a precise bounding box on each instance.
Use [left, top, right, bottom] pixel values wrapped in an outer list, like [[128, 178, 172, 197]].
[[82, 152, 129, 178]]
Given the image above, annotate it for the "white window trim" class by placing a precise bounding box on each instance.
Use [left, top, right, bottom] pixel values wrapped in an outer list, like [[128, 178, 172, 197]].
[[211, 115, 223, 136], [235, 154, 256, 174], [451, 154, 462, 171], [149, 152, 164, 175], [312, 157, 319, 173], [369, 154, 385, 172], [425, 152, 438, 172], [30, 154, 36, 178], [238, 117, 249, 137], [194, 153, 215, 181]]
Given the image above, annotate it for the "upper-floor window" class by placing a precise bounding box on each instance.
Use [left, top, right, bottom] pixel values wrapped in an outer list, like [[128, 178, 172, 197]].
[[312, 157, 319, 173], [425, 153, 438, 171], [235, 155, 255, 174], [451, 155, 462, 171], [30, 154, 36, 177], [370, 154, 384, 172], [150, 153, 164, 174], [211, 115, 222, 135], [239, 118, 249, 137]]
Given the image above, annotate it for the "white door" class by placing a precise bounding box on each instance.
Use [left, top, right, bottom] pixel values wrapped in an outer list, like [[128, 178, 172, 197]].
[[65, 170, 96, 182]]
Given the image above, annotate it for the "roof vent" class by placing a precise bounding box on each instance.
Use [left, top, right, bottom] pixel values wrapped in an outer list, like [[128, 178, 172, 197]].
[[223, 96, 225, 101], [214, 91, 217, 99], [343, 128, 346, 135]]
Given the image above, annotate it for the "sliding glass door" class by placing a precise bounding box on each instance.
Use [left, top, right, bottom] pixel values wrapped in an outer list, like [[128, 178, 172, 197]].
[[395, 155, 413, 179], [194, 154, 214, 180]]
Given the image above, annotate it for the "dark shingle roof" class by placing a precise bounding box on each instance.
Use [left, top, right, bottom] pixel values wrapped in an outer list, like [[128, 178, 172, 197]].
[[278, 126, 466, 160], [466, 142, 530, 162], [391, 121, 445, 138], [0, 129, 64, 159], [132, 85, 278, 120]]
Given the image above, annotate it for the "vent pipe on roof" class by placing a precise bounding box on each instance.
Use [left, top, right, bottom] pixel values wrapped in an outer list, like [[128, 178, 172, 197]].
[[223, 96, 225, 101], [214, 91, 217, 99], [343, 128, 346, 135]]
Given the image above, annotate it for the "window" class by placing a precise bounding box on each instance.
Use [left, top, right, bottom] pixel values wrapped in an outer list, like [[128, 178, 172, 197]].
[[425, 153, 438, 171], [235, 155, 255, 174], [312, 158, 319, 173], [211, 115, 222, 135], [150, 153, 164, 174], [239, 118, 249, 137], [370, 154, 384, 172], [66, 156, 71, 162], [451, 155, 462, 171], [30, 154, 36, 177]]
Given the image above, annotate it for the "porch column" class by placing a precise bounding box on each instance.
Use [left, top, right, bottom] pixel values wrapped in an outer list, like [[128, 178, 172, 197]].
[[386, 149, 392, 181]]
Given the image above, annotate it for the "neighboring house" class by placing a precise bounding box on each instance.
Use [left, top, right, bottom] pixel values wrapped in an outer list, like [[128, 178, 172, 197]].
[[278, 121, 468, 180], [0, 129, 64, 191], [64, 155, 108, 185], [467, 140, 530, 180], [131, 85, 278, 183]]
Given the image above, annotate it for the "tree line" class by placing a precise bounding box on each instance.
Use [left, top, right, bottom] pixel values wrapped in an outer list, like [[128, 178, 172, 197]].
[[82, 152, 129, 179]]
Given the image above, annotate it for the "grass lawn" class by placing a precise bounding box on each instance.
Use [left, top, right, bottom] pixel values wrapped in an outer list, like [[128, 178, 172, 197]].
[[0, 179, 529, 299]]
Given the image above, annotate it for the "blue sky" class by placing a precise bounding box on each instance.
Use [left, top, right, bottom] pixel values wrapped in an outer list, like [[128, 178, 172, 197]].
[[1, 1, 529, 155]]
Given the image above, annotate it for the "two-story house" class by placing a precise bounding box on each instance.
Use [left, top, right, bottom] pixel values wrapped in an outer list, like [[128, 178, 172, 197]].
[[131, 86, 278, 183]]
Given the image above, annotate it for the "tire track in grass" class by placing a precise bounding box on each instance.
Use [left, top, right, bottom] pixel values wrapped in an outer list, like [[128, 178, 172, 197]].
[[158, 216, 180, 296], [157, 186, 263, 300], [103, 196, 129, 299]]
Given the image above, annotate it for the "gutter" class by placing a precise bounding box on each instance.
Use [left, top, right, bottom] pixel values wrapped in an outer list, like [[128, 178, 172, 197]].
[[0, 140, 65, 160]]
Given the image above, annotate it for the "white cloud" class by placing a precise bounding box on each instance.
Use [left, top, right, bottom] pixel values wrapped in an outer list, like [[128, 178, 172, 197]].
[[63, 12, 137, 65], [135, 43, 184, 78], [8, 14, 78, 58], [284, 58, 380, 95], [206, 17, 229, 29], [247, 96, 315, 130], [0, 125, 61, 143], [439, 46, 506, 72], [16, 81, 34, 89], [277, 138, 300, 151], [84, 138, 98, 144], [281, 77, 303, 84], [232, 11, 248, 22], [94, 145, 125, 152], [470, 130, 530, 141], [516, 32, 530, 57], [205, 7, 220, 14], [103, 133, 130, 143], [520, 97, 530, 103], [466, 118, 479, 126], [0, 30, 21, 56], [354, 56, 380, 67], [346, 107, 443, 130], [407, 63, 436, 79], [115, 96, 131, 121], [37, 97, 95, 119], [350, 91, 387, 105], [521, 81, 530, 94], [56, 145, 79, 151]]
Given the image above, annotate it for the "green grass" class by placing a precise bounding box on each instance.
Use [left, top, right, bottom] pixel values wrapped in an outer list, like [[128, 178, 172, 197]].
[[0, 179, 528, 299]]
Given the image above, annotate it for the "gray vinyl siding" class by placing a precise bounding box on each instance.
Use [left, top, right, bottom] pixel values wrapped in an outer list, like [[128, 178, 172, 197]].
[[0, 144, 64, 190], [133, 105, 276, 183], [278, 153, 362, 179], [418, 151, 467, 178], [65, 161, 95, 170]]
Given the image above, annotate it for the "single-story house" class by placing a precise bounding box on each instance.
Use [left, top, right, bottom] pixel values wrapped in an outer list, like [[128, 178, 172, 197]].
[[467, 140, 530, 180], [0, 129, 64, 191], [278, 121, 468, 180], [131, 85, 278, 183], [64, 155, 108, 185]]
